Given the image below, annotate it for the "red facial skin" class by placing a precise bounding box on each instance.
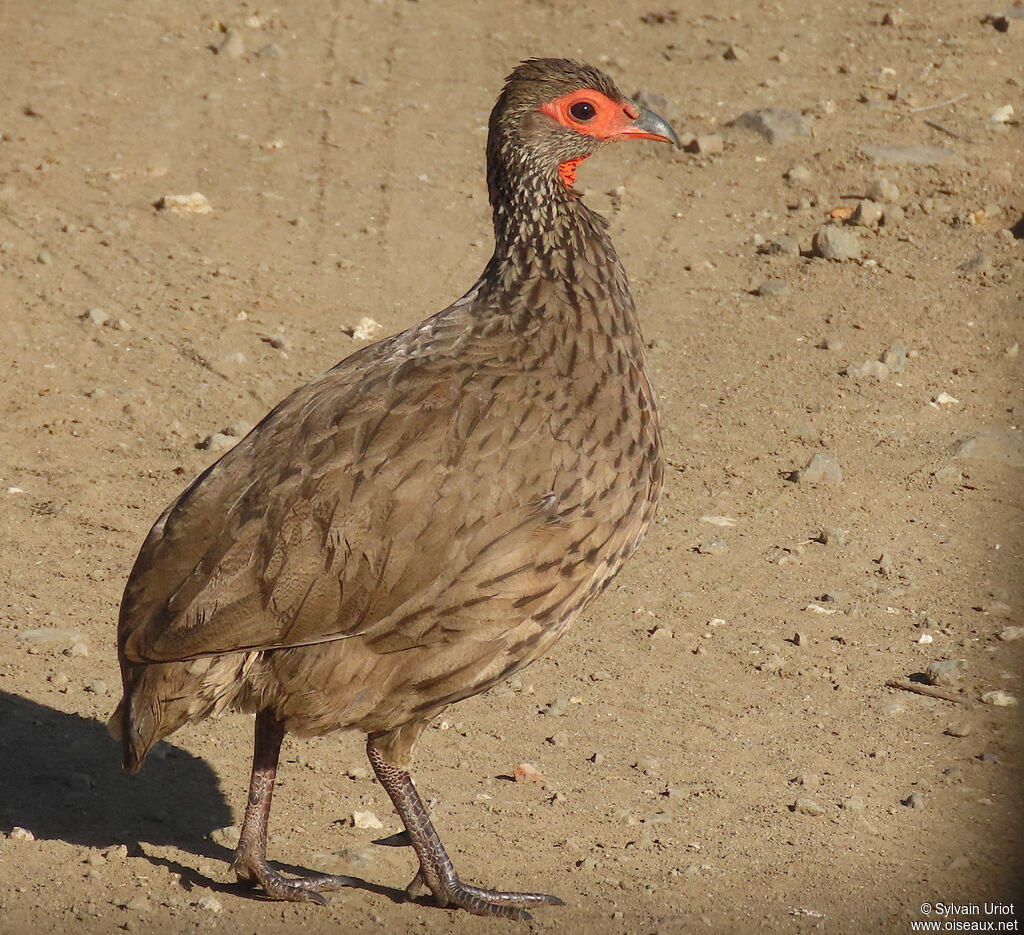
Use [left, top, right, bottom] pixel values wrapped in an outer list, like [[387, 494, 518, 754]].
[[539, 89, 675, 189]]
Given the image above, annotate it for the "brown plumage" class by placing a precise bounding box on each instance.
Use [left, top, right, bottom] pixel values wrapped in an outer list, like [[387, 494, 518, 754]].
[[110, 58, 677, 919]]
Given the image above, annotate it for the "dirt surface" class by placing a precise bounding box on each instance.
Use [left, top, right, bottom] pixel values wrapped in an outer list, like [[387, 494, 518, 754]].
[[1, 1, 1022, 933]]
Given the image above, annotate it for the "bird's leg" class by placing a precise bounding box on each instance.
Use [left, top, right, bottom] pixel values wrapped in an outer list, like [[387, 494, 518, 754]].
[[366, 736, 565, 921], [230, 709, 355, 904]]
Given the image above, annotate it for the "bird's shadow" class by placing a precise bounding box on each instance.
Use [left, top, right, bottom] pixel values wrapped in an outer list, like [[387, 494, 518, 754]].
[[0, 691, 408, 907]]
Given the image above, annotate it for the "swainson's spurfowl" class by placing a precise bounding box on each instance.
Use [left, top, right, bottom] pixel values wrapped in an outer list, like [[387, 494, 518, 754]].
[[110, 58, 678, 920]]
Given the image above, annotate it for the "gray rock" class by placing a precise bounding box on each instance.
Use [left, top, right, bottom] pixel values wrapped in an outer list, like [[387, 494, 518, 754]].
[[944, 722, 973, 737], [953, 429, 1024, 467], [80, 307, 108, 326], [697, 538, 729, 554], [999, 626, 1024, 641], [784, 164, 813, 183], [763, 236, 800, 256], [860, 144, 960, 166], [866, 177, 900, 202], [880, 342, 907, 372], [959, 252, 992, 273], [793, 797, 825, 816], [882, 204, 905, 226], [730, 107, 810, 144], [756, 278, 789, 297], [216, 29, 246, 60], [798, 452, 843, 486], [813, 226, 861, 260], [844, 359, 889, 380], [852, 200, 884, 226], [903, 791, 925, 808], [924, 659, 967, 686]]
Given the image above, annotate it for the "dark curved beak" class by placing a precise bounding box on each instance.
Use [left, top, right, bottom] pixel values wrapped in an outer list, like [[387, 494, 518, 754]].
[[620, 100, 681, 148]]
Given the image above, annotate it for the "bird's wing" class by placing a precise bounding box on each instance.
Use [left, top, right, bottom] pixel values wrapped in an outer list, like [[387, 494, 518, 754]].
[[118, 326, 609, 665]]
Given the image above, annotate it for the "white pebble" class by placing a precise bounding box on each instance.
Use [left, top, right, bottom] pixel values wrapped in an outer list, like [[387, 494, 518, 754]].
[[157, 193, 213, 216], [981, 690, 1017, 707], [9, 827, 35, 841], [352, 810, 384, 829]]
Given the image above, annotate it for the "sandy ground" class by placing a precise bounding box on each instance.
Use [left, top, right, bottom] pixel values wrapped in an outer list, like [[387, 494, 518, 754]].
[[1, 1, 1022, 933]]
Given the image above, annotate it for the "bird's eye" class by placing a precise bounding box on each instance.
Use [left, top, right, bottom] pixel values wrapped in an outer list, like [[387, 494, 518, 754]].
[[569, 101, 596, 121]]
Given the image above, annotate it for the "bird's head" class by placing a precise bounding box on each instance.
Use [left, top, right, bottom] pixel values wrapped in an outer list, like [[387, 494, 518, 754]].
[[488, 58, 679, 192]]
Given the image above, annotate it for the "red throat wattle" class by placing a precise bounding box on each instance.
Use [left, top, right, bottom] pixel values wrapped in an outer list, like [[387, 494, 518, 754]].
[[557, 156, 588, 189]]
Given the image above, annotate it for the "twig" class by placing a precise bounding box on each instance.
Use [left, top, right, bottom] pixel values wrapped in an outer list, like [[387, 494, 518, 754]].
[[910, 93, 967, 114], [886, 679, 967, 705], [923, 118, 973, 143]]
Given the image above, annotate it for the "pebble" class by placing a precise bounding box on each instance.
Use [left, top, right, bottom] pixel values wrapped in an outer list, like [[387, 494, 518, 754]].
[[650, 625, 674, 640], [345, 765, 370, 780], [124, 894, 152, 913], [784, 164, 812, 183], [959, 252, 992, 273], [513, 762, 544, 783], [84, 678, 108, 695], [104, 845, 129, 861], [998, 626, 1024, 641], [944, 722, 973, 737], [156, 192, 213, 215], [841, 796, 865, 811], [194, 895, 222, 913], [763, 236, 800, 256], [851, 200, 884, 227], [730, 107, 810, 144], [9, 827, 35, 841], [860, 144, 959, 166], [209, 825, 240, 848], [697, 537, 729, 554], [255, 42, 284, 59], [351, 810, 384, 830], [882, 204, 905, 226], [723, 44, 749, 61], [989, 104, 1014, 124], [924, 659, 967, 686], [634, 757, 660, 776], [933, 465, 963, 484], [981, 690, 1017, 707], [80, 307, 108, 326], [867, 178, 900, 204], [216, 29, 246, 60], [543, 696, 569, 716], [684, 134, 724, 155], [755, 278, 788, 297], [757, 653, 785, 673], [903, 791, 925, 808], [793, 798, 825, 816], [813, 226, 861, 261], [797, 452, 843, 486], [17, 628, 89, 655], [197, 432, 237, 453], [954, 430, 1024, 467], [352, 317, 383, 341], [844, 359, 889, 380], [547, 731, 570, 747], [880, 342, 907, 372]]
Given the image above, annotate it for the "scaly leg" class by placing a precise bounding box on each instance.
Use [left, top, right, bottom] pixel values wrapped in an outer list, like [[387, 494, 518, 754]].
[[230, 709, 356, 904], [366, 736, 565, 921]]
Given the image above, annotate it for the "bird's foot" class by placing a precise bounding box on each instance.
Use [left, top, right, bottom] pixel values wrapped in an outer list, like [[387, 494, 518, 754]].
[[231, 852, 356, 905], [406, 869, 565, 921]]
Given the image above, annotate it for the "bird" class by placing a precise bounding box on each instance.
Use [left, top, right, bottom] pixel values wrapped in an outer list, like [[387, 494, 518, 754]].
[[109, 58, 678, 921]]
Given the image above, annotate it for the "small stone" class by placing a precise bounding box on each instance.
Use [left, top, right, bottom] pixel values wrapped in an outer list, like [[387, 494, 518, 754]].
[[989, 104, 1014, 124], [263, 334, 289, 350], [959, 253, 992, 273], [933, 465, 963, 485], [880, 342, 907, 372], [903, 791, 925, 808], [197, 432, 237, 453], [513, 762, 544, 783], [156, 192, 213, 216], [924, 659, 967, 686], [757, 653, 785, 673], [684, 134, 724, 155], [852, 200, 884, 227], [589, 752, 605, 766], [784, 164, 812, 183], [882, 204, 905, 226], [764, 236, 800, 256], [844, 359, 890, 380], [125, 894, 151, 913], [543, 696, 569, 716], [548, 731, 570, 747], [813, 226, 862, 261], [944, 722, 973, 737], [730, 107, 810, 144], [866, 178, 900, 203], [842, 796, 865, 811], [209, 826, 240, 848], [755, 278, 788, 297], [255, 42, 284, 59], [216, 29, 246, 60], [80, 307, 108, 326], [723, 45, 749, 61], [954, 430, 1024, 467], [981, 690, 1017, 707], [933, 391, 959, 406], [104, 845, 129, 861], [352, 810, 384, 830], [998, 626, 1024, 641], [84, 678, 108, 695], [1005, 343, 1019, 360], [793, 798, 825, 816], [17, 628, 88, 654], [9, 827, 35, 841], [797, 452, 843, 486], [194, 895, 222, 913], [697, 537, 729, 554], [650, 625, 674, 640], [792, 631, 808, 646], [634, 757, 660, 776], [881, 10, 905, 25]]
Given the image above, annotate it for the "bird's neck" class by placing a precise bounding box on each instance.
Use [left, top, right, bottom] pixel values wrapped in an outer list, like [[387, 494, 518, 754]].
[[476, 158, 643, 356]]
